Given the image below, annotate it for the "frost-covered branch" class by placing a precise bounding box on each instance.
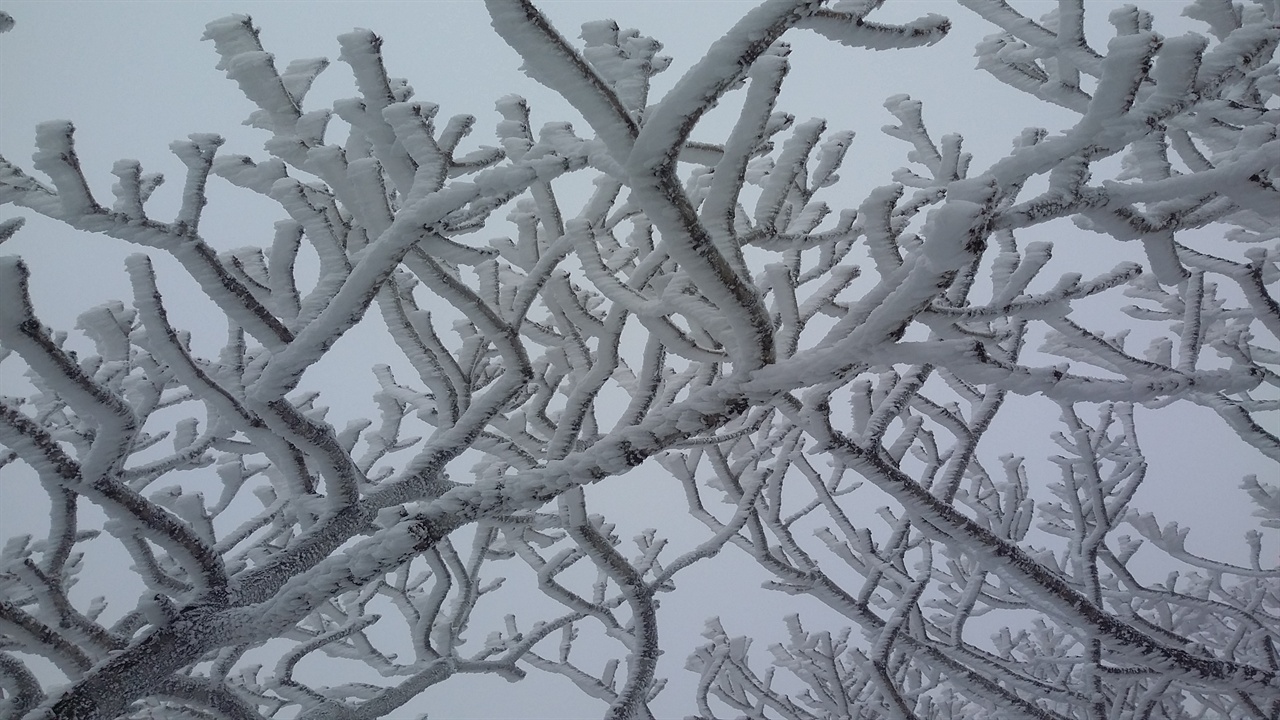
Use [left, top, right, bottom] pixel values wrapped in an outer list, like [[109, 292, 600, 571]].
[[1, 0, 1276, 718]]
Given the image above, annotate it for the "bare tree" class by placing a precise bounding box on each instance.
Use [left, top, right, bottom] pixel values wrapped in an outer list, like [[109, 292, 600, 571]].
[[1, 0, 1278, 718]]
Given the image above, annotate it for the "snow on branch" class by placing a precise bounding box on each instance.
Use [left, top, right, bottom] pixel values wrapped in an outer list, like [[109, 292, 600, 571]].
[[0, 0, 1276, 718]]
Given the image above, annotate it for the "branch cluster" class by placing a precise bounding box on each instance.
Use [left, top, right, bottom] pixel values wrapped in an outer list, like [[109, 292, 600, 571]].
[[0, 0, 1277, 718]]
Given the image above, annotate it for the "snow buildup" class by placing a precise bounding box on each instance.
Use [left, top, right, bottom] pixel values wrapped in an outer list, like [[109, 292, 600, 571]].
[[224, 51, 301, 132], [212, 155, 288, 195], [581, 23, 628, 90], [989, 239, 1049, 302], [919, 201, 985, 273], [279, 57, 330, 107], [171, 134, 225, 169], [269, 178, 326, 242], [294, 109, 333, 148], [1140, 33, 1210, 119], [0, 257, 33, 334], [485, 0, 638, 160], [202, 15, 262, 70], [1198, 21, 1280, 95], [360, 107, 423, 195], [532, 121, 585, 160], [261, 134, 312, 170], [881, 95, 937, 169], [756, 119, 825, 230], [811, 130, 855, 190], [337, 30, 395, 110], [75, 302, 135, 363], [32, 121, 99, 217], [580, 20, 670, 113], [109, 159, 146, 218], [495, 95, 535, 156], [299, 145, 350, 204], [804, 9, 951, 52], [1082, 32, 1162, 143], [383, 102, 442, 163], [474, 163, 537, 200], [346, 157, 396, 236]]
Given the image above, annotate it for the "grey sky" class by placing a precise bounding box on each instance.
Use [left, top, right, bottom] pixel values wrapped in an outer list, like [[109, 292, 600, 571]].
[[1, 2, 1274, 718]]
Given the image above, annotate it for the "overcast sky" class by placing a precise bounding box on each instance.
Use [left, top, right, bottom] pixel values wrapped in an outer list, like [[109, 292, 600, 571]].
[[1, 2, 1275, 718]]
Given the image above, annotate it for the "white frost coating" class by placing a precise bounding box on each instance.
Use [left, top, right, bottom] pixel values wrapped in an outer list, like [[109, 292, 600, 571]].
[[251, 183, 478, 402], [224, 52, 301, 133], [1197, 22, 1280, 93], [337, 29, 395, 111], [212, 154, 289, 195], [75, 301, 135, 363], [294, 109, 332, 147], [279, 57, 330, 106], [346, 157, 396, 238], [919, 200, 984, 273], [859, 183, 906, 275], [383, 102, 447, 192], [1138, 33, 1209, 118], [590, 33, 647, 116], [810, 130, 854, 189], [268, 177, 346, 272], [6, 1, 1279, 717], [1081, 32, 1161, 132], [624, 3, 824, 371], [485, 0, 638, 161], [705, 44, 788, 265], [32, 121, 99, 216], [1104, 138, 1280, 206], [110, 159, 146, 217], [797, 9, 951, 51], [633, 0, 821, 176], [170, 134, 225, 231], [755, 119, 824, 229], [332, 31, 419, 195], [0, 256, 32, 332], [202, 15, 262, 69], [203, 16, 304, 135]]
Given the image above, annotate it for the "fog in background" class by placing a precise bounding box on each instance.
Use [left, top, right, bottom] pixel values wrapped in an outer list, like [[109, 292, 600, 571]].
[[1, 2, 1274, 717]]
